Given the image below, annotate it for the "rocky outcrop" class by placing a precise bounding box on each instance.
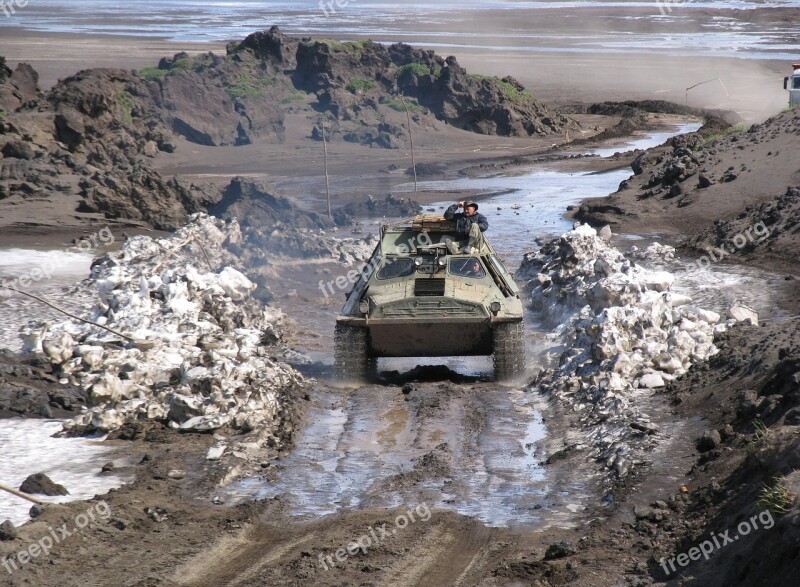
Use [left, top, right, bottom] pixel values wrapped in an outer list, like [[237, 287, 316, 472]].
[[0, 66, 220, 229], [234, 26, 297, 67], [396, 54, 573, 136], [685, 185, 800, 265], [209, 177, 333, 230], [151, 53, 286, 146], [573, 109, 800, 238], [0, 58, 39, 113], [293, 37, 574, 137]]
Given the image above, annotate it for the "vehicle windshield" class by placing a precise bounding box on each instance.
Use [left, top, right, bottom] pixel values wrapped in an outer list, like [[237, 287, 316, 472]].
[[794, 76, 800, 89], [449, 257, 485, 278], [376, 257, 415, 279]]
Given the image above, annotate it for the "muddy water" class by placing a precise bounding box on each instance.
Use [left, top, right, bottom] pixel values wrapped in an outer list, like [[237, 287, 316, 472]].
[[408, 123, 702, 268], [229, 385, 592, 529]]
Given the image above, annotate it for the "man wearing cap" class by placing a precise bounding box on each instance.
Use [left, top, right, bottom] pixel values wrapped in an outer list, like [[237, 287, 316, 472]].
[[444, 200, 488, 254]]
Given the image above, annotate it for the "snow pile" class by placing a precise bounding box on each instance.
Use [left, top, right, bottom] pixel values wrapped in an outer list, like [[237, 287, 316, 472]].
[[21, 214, 304, 441], [520, 224, 733, 477], [238, 226, 377, 267]]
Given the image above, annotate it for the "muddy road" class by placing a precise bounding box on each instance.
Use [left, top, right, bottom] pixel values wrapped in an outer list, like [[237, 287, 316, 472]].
[[148, 258, 621, 587]]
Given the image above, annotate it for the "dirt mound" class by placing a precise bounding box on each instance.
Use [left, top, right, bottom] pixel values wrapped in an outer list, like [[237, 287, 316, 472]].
[[0, 66, 219, 230], [568, 113, 649, 146], [684, 185, 800, 266], [573, 107, 800, 244], [209, 176, 334, 230], [0, 349, 88, 419], [331, 194, 421, 225], [651, 317, 800, 586]]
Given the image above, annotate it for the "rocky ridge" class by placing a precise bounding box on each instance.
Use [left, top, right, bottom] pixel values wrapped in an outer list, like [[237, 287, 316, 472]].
[[573, 107, 800, 247]]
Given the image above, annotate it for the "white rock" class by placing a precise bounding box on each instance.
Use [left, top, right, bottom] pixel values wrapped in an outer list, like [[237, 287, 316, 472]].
[[75, 345, 105, 370], [20, 325, 47, 354], [639, 373, 666, 388], [642, 271, 674, 292], [668, 293, 693, 307], [217, 267, 255, 301], [728, 302, 758, 326], [206, 445, 227, 461], [684, 306, 721, 325], [90, 373, 124, 403], [181, 414, 230, 431], [42, 332, 75, 364]]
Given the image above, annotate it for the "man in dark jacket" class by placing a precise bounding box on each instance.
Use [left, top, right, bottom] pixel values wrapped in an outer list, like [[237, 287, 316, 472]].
[[444, 201, 488, 253]]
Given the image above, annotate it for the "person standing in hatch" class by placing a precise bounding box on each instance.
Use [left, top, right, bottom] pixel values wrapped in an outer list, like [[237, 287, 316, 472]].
[[444, 200, 488, 254]]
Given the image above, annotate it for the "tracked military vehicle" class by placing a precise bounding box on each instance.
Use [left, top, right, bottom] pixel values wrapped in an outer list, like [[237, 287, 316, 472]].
[[334, 215, 525, 381]]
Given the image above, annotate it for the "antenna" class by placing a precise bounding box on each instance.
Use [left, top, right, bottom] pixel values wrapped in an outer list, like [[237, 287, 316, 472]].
[[322, 118, 332, 220], [399, 94, 418, 192], [685, 77, 729, 106]]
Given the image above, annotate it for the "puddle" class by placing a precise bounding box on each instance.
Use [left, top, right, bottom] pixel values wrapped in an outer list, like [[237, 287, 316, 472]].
[[0, 420, 130, 526], [227, 386, 590, 528]]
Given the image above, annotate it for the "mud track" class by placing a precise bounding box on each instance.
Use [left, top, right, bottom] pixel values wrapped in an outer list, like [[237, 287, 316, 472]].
[[165, 378, 593, 587]]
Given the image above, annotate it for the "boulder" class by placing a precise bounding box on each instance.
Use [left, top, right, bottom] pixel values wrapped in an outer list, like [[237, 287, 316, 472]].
[[42, 332, 75, 364], [1, 139, 35, 159], [0, 520, 17, 541], [19, 473, 69, 496], [544, 540, 576, 560], [206, 445, 227, 460], [697, 429, 722, 452], [54, 107, 86, 150]]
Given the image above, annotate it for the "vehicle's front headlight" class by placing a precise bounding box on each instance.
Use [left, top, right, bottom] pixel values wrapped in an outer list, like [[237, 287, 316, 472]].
[[490, 301, 501, 314]]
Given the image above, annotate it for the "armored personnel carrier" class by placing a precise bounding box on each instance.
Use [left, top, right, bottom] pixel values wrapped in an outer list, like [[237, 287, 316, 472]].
[[334, 215, 525, 381]]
